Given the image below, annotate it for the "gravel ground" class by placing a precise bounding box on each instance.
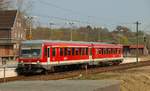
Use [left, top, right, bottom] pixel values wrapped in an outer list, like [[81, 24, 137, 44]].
[[72, 66, 150, 91], [0, 80, 120, 91]]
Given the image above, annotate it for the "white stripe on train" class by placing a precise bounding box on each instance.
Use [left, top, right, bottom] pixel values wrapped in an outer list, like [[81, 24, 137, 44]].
[[22, 57, 123, 65]]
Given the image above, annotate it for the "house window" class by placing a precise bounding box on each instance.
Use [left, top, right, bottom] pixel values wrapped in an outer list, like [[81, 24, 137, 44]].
[[19, 23, 21, 27], [17, 21, 21, 27], [20, 34, 23, 38], [15, 33, 17, 38]]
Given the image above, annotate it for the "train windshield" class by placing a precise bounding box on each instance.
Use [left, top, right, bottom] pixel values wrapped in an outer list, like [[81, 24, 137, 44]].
[[20, 43, 42, 58], [21, 48, 41, 58]]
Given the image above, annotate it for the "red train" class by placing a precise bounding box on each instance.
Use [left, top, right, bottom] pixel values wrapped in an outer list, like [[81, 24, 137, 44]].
[[16, 40, 123, 74]]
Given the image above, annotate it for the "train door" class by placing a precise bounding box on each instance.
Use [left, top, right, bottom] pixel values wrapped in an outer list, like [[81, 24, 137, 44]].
[[47, 47, 50, 64], [56, 47, 60, 63]]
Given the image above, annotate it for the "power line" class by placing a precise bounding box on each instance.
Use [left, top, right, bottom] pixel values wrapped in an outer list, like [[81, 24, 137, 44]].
[[33, 0, 148, 30], [143, 24, 150, 31], [37, 0, 81, 15], [32, 13, 99, 26], [35, 0, 109, 26]]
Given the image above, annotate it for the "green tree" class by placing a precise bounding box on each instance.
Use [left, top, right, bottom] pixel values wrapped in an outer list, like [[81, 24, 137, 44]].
[[119, 36, 129, 44]]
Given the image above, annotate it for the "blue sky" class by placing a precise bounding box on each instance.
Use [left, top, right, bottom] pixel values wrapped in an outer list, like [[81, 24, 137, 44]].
[[26, 0, 150, 31]]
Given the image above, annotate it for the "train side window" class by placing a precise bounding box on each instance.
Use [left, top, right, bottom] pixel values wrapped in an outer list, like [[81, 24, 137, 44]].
[[106, 49, 109, 54], [116, 49, 118, 54], [82, 48, 85, 55], [100, 49, 102, 54], [60, 48, 63, 56], [47, 48, 50, 57], [75, 48, 79, 55], [80, 48, 82, 55], [104, 49, 107, 54], [113, 49, 115, 54], [99, 49, 101, 54], [110, 49, 112, 54], [79, 48, 82, 55], [86, 48, 88, 55], [115, 49, 117, 54], [72, 48, 75, 56], [68, 48, 71, 55], [103, 49, 105, 54], [108, 49, 111, 54], [113, 49, 116, 54], [64, 48, 67, 56], [106, 49, 108, 54], [101, 49, 103, 54], [108, 49, 110, 54], [103, 48, 107, 54], [111, 49, 113, 54], [117, 49, 118, 54], [52, 48, 56, 56]]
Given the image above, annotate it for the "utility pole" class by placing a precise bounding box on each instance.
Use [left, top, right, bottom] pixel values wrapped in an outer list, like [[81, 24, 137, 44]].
[[26, 16, 38, 40], [135, 21, 141, 63], [29, 17, 33, 40], [49, 22, 54, 29], [49, 22, 54, 40], [69, 22, 74, 41], [26, 16, 33, 40]]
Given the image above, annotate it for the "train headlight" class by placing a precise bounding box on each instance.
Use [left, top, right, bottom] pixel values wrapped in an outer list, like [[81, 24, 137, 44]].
[[37, 60, 40, 64], [19, 60, 24, 64], [21, 60, 23, 63]]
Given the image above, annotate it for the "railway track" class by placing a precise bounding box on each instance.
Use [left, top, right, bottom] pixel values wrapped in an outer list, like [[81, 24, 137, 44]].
[[1, 60, 150, 83]]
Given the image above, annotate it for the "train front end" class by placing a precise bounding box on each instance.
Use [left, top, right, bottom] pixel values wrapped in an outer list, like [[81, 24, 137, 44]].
[[16, 41, 44, 75]]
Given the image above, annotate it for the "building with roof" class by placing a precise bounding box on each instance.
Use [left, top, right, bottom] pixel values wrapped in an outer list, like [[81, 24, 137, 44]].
[[123, 44, 148, 57], [0, 10, 26, 60]]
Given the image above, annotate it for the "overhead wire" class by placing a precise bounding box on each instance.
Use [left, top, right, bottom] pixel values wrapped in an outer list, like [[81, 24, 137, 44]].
[[33, 13, 92, 25], [32, 0, 149, 30], [33, 0, 109, 27]]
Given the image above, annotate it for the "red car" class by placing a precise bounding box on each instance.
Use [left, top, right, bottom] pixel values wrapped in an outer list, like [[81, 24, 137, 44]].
[[16, 40, 123, 74]]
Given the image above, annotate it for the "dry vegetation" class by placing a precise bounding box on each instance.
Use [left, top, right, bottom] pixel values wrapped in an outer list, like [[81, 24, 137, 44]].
[[72, 66, 150, 91]]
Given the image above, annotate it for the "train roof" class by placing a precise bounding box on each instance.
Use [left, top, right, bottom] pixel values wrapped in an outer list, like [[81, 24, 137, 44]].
[[21, 40, 122, 48], [22, 40, 109, 44]]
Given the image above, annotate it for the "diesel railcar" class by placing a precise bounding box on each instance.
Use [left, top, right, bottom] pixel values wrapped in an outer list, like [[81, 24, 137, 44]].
[[16, 40, 123, 74]]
